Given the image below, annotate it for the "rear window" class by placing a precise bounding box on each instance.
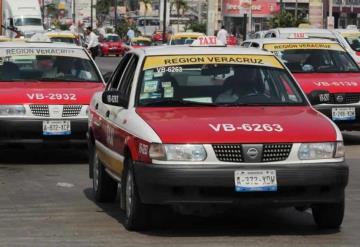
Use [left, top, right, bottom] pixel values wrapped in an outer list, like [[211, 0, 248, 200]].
[[137, 54, 305, 106], [0, 47, 101, 82]]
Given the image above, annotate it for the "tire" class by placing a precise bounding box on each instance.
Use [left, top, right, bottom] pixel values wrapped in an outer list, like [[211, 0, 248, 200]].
[[92, 151, 118, 202], [122, 158, 151, 231], [312, 198, 345, 229]]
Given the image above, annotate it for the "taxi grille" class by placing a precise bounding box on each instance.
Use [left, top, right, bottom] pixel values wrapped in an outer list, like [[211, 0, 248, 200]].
[[212, 144, 292, 163], [212, 144, 243, 162], [62, 105, 82, 117], [29, 105, 50, 117], [262, 144, 293, 162], [329, 94, 360, 104]]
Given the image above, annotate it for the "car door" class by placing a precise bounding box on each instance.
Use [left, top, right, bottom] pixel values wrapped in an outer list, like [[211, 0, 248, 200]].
[[102, 54, 139, 176], [93, 54, 132, 153]]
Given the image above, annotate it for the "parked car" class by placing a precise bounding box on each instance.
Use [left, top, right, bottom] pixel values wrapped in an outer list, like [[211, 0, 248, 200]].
[[99, 33, 126, 57]]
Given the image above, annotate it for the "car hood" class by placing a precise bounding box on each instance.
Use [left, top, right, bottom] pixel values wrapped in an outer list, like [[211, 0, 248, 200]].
[[293, 73, 360, 94], [136, 106, 336, 144], [0, 82, 104, 104]]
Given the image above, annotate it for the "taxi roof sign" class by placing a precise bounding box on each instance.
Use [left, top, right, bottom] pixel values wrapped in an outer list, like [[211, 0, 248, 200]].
[[288, 33, 309, 39], [191, 36, 226, 47]]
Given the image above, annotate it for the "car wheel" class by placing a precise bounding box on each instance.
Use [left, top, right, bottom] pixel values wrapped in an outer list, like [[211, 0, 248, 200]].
[[92, 151, 117, 202], [122, 158, 151, 230], [312, 198, 344, 229]]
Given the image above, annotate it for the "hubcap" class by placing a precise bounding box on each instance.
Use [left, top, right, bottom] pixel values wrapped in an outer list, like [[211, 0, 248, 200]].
[[93, 153, 99, 191], [126, 170, 133, 218]]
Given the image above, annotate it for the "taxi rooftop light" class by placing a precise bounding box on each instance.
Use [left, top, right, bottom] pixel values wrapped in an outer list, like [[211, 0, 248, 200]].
[[288, 33, 309, 39], [191, 36, 226, 47]]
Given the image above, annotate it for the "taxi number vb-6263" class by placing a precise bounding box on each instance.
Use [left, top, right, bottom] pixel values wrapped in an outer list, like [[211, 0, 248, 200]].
[[235, 170, 277, 192], [209, 123, 283, 132]]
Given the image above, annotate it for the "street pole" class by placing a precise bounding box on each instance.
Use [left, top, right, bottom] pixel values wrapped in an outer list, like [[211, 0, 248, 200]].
[[295, 0, 298, 21], [90, 0, 93, 29], [41, 0, 45, 25], [72, 0, 76, 24], [162, 0, 167, 43], [249, 0, 252, 33], [114, 0, 117, 30]]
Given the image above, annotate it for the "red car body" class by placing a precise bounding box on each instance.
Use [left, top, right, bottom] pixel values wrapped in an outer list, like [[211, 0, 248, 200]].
[[99, 34, 125, 56]]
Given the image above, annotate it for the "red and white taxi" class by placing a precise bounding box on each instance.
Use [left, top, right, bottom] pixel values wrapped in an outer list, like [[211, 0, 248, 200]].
[[243, 37, 360, 130], [0, 42, 104, 147], [88, 38, 348, 230]]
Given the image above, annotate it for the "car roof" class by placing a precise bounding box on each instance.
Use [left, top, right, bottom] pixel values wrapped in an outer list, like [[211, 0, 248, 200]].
[[0, 41, 82, 49], [245, 38, 339, 45], [172, 32, 205, 38], [132, 46, 274, 56], [269, 28, 334, 34], [334, 29, 360, 34]]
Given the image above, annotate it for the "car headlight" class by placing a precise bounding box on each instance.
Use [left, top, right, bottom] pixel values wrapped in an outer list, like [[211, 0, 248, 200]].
[[0, 105, 26, 116], [149, 144, 207, 161], [298, 142, 344, 160]]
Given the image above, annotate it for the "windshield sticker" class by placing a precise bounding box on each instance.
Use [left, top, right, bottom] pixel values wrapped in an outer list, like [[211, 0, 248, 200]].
[[162, 81, 172, 88], [209, 123, 284, 132], [264, 43, 344, 52], [0, 48, 89, 59], [164, 87, 174, 98], [154, 72, 163, 77], [144, 74, 153, 81], [143, 80, 158, 93], [143, 55, 284, 70]]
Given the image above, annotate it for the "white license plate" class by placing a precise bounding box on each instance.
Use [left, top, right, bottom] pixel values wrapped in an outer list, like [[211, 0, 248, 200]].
[[332, 107, 356, 121], [43, 120, 71, 135], [235, 170, 277, 192]]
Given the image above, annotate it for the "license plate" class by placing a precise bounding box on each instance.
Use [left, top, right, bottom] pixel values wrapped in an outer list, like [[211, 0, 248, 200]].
[[43, 120, 71, 135], [235, 170, 277, 192], [332, 107, 356, 121]]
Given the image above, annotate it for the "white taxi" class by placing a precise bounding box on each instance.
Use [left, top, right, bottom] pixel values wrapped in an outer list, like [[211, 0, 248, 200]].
[[88, 37, 348, 230], [242, 37, 360, 130]]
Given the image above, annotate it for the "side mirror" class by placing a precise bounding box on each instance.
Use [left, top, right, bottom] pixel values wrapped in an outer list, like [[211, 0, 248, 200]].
[[308, 90, 330, 105], [102, 91, 128, 107], [102, 72, 112, 84]]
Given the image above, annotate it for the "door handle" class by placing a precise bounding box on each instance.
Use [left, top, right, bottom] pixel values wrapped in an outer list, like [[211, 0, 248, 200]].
[[95, 103, 99, 110], [105, 111, 110, 118]]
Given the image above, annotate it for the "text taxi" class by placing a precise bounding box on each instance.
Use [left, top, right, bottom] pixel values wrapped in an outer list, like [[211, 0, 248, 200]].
[[0, 42, 104, 147], [88, 38, 348, 230], [243, 37, 360, 130]]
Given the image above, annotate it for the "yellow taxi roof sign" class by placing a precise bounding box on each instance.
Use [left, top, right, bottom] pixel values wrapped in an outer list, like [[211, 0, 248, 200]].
[[288, 33, 309, 39], [190, 36, 226, 47]]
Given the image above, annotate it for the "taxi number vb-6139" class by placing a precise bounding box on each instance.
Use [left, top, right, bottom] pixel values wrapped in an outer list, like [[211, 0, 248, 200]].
[[235, 170, 277, 192], [209, 123, 283, 132]]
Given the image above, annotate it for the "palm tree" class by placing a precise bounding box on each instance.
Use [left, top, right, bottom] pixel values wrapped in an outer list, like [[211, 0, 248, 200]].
[[140, 0, 152, 35], [171, 0, 188, 32]]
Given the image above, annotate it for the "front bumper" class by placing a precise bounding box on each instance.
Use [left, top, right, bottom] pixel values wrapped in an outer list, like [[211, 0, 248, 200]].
[[0, 118, 88, 146], [315, 104, 360, 130], [133, 162, 348, 206]]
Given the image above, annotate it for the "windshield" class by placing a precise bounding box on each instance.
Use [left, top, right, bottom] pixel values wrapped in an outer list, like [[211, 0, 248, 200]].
[[50, 37, 77, 45], [343, 34, 360, 51], [273, 49, 360, 73], [132, 40, 151, 46], [0, 48, 101, 82], [15, 18, 42, 26], [137, 55, 305, 107], [171, 37, 198, 45], [106, 35, 120, 42]]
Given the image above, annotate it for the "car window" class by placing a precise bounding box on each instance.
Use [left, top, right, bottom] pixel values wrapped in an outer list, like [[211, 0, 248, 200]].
[[106, 54, 133, 90], [118, 55, 138, 102], [241, 42, 251, 48], [137, 55, 305, 106], [0, 47, 101, 82], [251, 43, 260, 48], [264, 33, 274, 38]]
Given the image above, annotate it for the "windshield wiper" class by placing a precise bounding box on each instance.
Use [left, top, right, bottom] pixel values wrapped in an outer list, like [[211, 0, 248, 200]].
[[141, 99, 217, 107]]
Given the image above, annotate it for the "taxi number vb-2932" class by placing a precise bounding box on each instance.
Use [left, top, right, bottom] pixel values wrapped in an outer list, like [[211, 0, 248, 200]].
[[209, 123, 284, 132], [27, 93, 77, 101]]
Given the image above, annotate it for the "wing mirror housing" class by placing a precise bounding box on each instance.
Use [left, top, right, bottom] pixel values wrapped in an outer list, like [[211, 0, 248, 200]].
[[102, 91, 128, 108], [308, 90, 330, 105]]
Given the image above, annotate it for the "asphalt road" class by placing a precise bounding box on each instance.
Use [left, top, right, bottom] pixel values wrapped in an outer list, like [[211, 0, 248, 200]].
[[0, 57, 359, 246]]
